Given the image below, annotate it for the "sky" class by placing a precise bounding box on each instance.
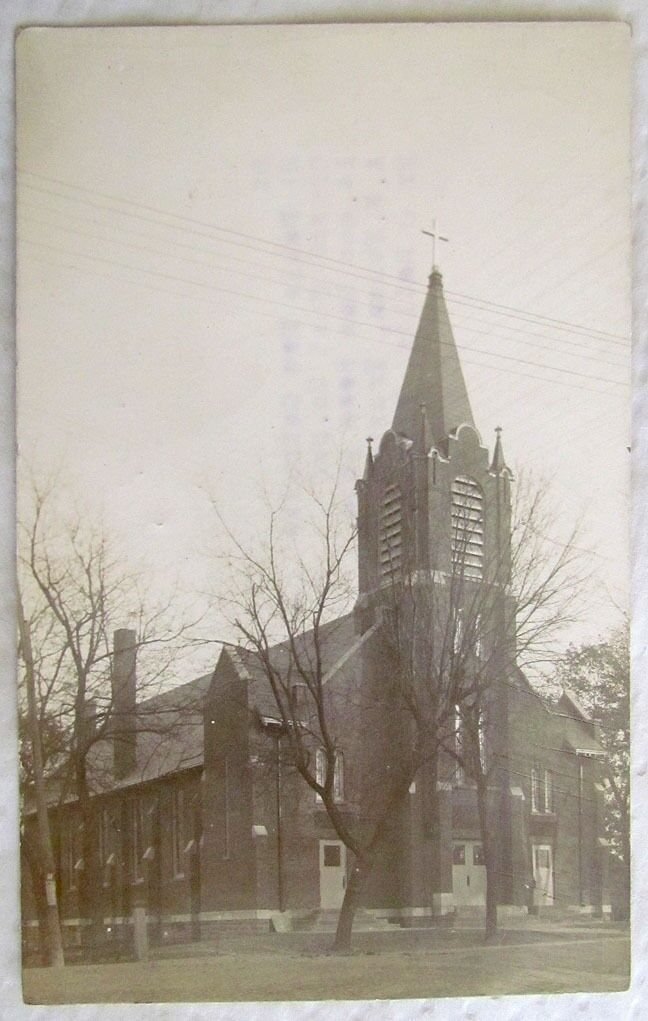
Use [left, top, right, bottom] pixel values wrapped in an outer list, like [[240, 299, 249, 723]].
[[15, 23, 631, 672]]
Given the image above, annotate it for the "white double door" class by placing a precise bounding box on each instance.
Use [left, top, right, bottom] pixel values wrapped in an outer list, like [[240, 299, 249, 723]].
[[452, 839, 486, 906], [319, 839, 347, 909], [532, 843, 555, 904]]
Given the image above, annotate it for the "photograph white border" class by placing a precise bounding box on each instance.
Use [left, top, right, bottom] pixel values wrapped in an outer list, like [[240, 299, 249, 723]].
[[1, 3, 646, 1018]]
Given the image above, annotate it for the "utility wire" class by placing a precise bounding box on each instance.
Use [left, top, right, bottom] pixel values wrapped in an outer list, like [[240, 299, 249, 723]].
[[19, 237, 628, 391], [18, 171, 629, 344], [21, 248, 626, 401], [20, 203, 627, 369]]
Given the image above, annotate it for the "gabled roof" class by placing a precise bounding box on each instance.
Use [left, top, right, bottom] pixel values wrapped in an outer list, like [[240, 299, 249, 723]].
[[392, 268, 475, 448], [85, 672, 211, 795], [223, 613, 359, 720], [559, 687, 593, 724], [25, 672, 212, 812], [511, 668, 604, 757], [558, 689, 604, 757]]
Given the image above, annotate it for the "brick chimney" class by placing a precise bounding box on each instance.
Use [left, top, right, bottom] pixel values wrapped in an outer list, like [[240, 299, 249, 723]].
[[112, 628, 137, 779]]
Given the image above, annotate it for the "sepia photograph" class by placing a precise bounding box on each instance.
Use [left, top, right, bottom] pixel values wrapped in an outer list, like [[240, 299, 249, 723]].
[[15, 21, 631, 1004]]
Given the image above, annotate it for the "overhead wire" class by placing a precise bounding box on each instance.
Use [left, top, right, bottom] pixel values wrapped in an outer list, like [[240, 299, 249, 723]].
[[20, 201, 628, 369], [19, 248, 624, 404], [18, 170, 629, 344], [18, 237, 628, 392]]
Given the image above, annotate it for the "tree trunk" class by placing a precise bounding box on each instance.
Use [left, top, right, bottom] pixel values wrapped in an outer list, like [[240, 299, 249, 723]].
[[331, 858, 369, 953], [78, 797, 103, 960], [484, 853, 499, 941], [22, 836, 50, 966], [476, 777, 498, 942], [18, 594, 65, 968]]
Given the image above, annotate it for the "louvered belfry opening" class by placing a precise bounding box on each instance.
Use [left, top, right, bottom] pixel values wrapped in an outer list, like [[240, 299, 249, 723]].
[[451, 475, 484, 580], [380, 483, 402, 580]]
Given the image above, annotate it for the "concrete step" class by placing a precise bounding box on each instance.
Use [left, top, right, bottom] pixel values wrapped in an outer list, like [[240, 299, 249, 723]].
[[292, 910, 394, 933]]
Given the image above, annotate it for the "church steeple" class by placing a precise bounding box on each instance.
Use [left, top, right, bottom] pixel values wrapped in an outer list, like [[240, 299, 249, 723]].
[[392, 268, 475, 449]]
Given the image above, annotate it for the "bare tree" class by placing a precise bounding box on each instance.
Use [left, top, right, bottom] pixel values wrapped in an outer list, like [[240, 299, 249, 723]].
[[426, 472, 590, 940], [214, 455, 590, 951], [213, 476, 460, 952], [17, 590, 65, 967], [18, 482, 202, 958]]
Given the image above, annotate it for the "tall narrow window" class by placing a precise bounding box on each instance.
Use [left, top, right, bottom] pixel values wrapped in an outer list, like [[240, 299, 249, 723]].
[[98, 809, 106, 867], [223, 759, 231, 860], [478, 711, 487, 772], [315, 748, 344, 803], [172, 788, 185, 878], [333, 753, 345, 802], [99, 807, 115, 887], [315, 747, 326, 794], [475, 613, 483, 658], [132, 799, 145, 882], [531, 766, 553, 813], [531, 766, 542, 813], [453, 607, 464, 655], [544, 770, 553, 813], [380, 484, 402, 580], [66, 819, 80, 891], [451, 476, 484, 580], [454, 706, 465, 786]]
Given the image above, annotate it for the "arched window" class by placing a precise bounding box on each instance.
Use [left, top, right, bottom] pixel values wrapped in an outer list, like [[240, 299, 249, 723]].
[[451, 476, 484, 580], [380, 484, 402, 580]]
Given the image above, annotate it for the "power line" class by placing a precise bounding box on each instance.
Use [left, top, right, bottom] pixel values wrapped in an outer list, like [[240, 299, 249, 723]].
[[20, 203, 628, 369], [19, 237, 628, 391], [18, 170, 630, 344], [21, 248, 627, 402]]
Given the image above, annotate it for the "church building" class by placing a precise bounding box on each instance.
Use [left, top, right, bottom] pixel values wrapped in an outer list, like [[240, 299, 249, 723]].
[[22, 263, 611, 953]]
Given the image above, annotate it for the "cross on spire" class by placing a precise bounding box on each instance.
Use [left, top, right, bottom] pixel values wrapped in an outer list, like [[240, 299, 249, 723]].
[[421, 218, 449, 268]]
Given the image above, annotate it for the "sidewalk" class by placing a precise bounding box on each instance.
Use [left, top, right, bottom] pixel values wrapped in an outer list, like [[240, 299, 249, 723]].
[[23, 931, 630, 1003], [148, 913, 627, 960]]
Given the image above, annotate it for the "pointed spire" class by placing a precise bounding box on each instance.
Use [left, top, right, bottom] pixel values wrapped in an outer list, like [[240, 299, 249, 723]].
[[392, 267, 475, 448], [363, 436, 374, 480], [490, 426, 507, 473]]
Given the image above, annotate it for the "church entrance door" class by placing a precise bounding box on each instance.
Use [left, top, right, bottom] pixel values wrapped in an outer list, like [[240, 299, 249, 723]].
[[452, 840, 486, 906], [319, 840, 347, 909], [532, 843, 554, 904]]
